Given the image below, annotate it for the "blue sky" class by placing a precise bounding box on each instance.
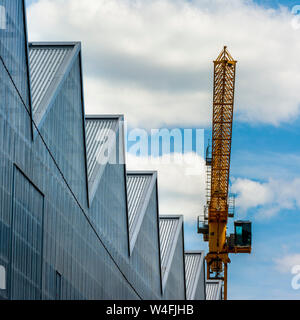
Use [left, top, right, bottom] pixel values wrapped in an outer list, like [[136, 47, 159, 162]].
[[26, 0, 300, 299], [253, 0, 299, 8]]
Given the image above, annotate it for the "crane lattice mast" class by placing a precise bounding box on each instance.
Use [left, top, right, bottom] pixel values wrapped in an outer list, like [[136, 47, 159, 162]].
[[198, 47, 252, 300]]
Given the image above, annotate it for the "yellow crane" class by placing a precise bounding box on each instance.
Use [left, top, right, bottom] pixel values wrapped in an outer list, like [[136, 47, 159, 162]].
[[198, 46, 252, 300]]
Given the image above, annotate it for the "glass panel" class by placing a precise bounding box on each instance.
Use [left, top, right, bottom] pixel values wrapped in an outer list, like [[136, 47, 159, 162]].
[[235, 223, 251, 247], [236, 226, 242, 236]]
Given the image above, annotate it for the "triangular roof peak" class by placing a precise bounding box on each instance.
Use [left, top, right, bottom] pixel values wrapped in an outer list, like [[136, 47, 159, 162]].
[[29, 42, 80, 125], [85, 115, 124, 202], [126, 171, 157, 254], [185, 251, 205, 300], [159, 215, 184, 291]]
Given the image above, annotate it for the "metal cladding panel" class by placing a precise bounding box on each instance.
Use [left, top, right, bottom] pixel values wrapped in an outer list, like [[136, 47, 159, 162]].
[[127, 174, 152, 239], [29, 46, 73, 114], [10, 167, 44, 300], [159, 217, 180, 278], [185, 253, 202, 300], [0, 4, 31, 145], [87, 160, 130, 258], [0, 0, 30, 108], [85, 118, 118, 184], [0, 2, 32, 299], [162, 228, 185, 300], [38, 56, 88, 209], [206, 280, 222, 300], [129, 185, 162, 298]]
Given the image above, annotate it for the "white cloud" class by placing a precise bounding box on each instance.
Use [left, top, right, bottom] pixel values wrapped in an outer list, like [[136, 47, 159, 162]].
[[231, 178, 273, 210], [231, 177, 300, 219], [126, 152, 206, 222], [84, 77, 210, 128], [274, 254, 300, 273], [27, 0, 300, 128]]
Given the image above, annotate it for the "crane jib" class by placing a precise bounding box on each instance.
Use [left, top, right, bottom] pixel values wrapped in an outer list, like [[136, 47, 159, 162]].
[[197, 47, 252, 300]]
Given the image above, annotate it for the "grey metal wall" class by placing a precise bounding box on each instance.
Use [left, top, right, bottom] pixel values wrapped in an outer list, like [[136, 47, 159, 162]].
[[10, 166, 44, 299], [0, 1, 32, 300], [29, 45, 72, 115], [38, 55, 88, 209], [185, 253, 205, 300], [194, 261, 206, 300], [129, 184, 162, 299], [126, 174, 152, 241], [0, 0, 204, 301], [206, 280, 222, 300], [162, 228, 186, 300], [0, 0, 30, 107], [88, 160, 130, 259]]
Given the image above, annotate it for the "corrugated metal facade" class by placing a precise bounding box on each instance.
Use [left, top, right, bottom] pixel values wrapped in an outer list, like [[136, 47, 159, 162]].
[[127, 173, 152, 239], [162, 226, 186, 300], [10, 167, 44, 299], [129, 180, 162, 297], [29, 45, 72, 114], [185, 252, 205, 300], [85, 118, 119, 186], [206, 280, 222, 300], [159, 216, 186, 299], [0, 0, 30, 109], [0, 1, 207, 300], [185, 253, 200, 299], [159, 217, 180, 278], [38, 52, 88, 208]]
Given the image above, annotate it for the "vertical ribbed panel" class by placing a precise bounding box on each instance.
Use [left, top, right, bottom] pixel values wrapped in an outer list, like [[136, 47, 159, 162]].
[[29, 46, 72, 114], [185, 253, 202, 300], [11, 167, 44, 300], [127, 174, 152, 239], [206, 280, 222, 300], [85, 118, 118, 183], [0, 0, 30, 110], [159, 218, 180, 278]]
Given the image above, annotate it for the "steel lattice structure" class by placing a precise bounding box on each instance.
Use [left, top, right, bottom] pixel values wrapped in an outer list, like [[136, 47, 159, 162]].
[[198, 46, 252, 300], [206, 47, 237, 300], [209, 47, 236, 222]]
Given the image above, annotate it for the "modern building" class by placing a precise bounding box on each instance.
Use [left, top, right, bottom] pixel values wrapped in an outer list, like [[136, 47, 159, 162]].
[[0, 0, 220, 300]]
